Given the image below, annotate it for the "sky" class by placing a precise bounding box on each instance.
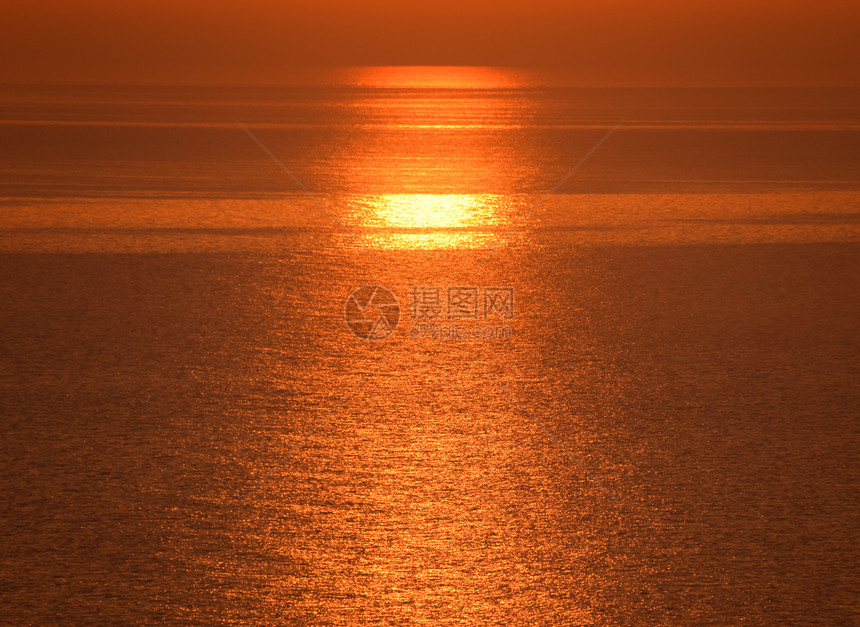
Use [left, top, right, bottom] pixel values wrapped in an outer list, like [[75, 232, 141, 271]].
[[2, 0, 858, 85]]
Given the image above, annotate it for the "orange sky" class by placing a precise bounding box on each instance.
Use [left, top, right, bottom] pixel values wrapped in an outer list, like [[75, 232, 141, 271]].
[[2, 0, 858, 85]]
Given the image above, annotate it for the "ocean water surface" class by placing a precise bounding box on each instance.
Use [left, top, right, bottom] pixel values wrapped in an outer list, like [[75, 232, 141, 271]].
[[1, 70, 858, 624]]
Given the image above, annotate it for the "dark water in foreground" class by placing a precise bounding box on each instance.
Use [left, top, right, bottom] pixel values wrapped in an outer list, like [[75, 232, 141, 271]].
[[2, 245, 858, 624], [0, 78, 859, 623]]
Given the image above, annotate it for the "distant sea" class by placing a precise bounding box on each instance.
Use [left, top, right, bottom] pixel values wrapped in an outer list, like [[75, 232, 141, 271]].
[[1, 73, 858, 624]]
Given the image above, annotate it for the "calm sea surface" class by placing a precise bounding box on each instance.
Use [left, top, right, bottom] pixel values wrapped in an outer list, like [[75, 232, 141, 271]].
[[1, 74, 859, 624]]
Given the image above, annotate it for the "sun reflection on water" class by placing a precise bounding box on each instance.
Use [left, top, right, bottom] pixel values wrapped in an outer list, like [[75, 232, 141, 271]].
[[375, 193, 485, 228], [349, 193, 514, 249], [325, 65, 535, 250]]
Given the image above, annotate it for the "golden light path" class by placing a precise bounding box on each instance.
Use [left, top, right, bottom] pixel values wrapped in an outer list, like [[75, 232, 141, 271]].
[[372, 194, 486, 229], [350, 190, 522, 250], [333, 66, 532, 250], [357, 193, 508, 249]]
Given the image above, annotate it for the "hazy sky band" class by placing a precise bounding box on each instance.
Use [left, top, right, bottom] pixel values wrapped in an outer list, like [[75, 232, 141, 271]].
[[2, 0, 859, 85]]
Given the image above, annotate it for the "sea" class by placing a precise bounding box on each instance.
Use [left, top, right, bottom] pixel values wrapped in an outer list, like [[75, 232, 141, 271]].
[[1, 69, 858, 624]]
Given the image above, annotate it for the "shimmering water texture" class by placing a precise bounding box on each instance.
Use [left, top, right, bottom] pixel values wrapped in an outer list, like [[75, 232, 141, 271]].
[[1, 71, 858, 624]]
